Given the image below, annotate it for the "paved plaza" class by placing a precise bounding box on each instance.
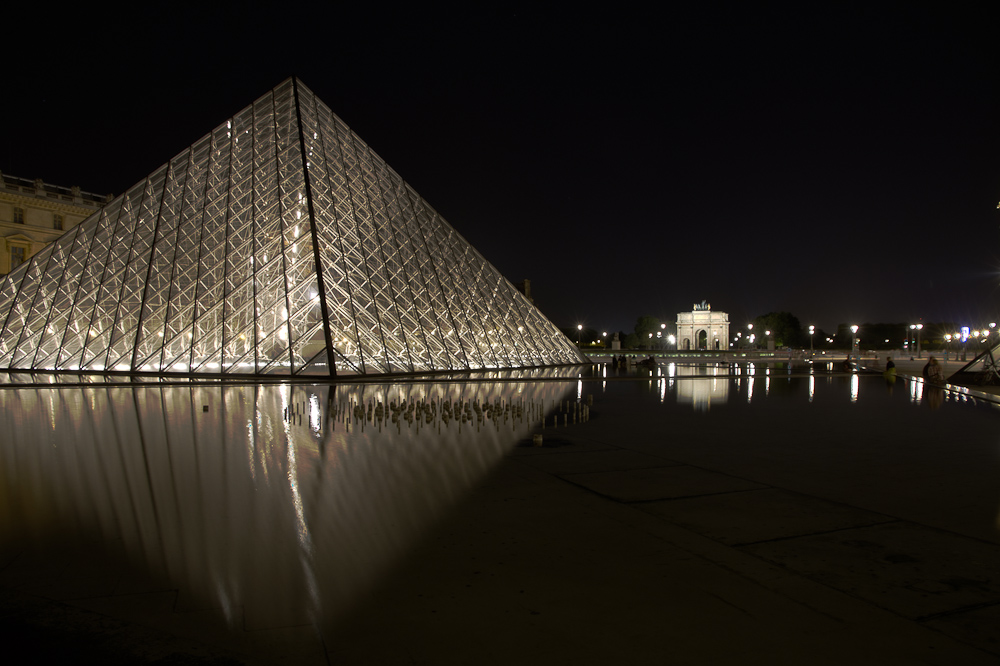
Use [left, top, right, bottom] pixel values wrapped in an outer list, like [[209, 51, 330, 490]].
[[3, 367, 1000, 664]]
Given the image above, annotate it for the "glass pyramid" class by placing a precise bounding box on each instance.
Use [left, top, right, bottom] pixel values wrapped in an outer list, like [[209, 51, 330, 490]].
[[0, 79, 585, 377]]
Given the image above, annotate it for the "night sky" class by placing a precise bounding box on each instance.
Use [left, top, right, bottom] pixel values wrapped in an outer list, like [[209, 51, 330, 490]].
[[5, 5, 999, 335]]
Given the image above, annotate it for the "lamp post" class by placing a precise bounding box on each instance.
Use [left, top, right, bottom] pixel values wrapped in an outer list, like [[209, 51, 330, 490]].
[[916, 323, 923, 359], [577, 324, 582, 345], [808, 325, 814, 355]]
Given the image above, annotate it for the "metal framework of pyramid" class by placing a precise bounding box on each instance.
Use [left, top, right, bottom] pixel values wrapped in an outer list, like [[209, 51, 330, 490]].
[[946, 344, 1000, 386], [0, 78, 584, 377]]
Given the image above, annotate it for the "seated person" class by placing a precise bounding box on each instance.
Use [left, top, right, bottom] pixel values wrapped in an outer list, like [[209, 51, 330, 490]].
[[922, 356, 944, 384]]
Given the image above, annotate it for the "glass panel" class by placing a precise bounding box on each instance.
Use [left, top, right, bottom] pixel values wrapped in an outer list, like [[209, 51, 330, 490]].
[[133, 149, 194, 366]]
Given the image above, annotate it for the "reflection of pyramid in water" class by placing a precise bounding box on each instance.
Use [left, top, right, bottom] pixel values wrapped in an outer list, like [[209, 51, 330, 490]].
[[0, 79, 584, 376]]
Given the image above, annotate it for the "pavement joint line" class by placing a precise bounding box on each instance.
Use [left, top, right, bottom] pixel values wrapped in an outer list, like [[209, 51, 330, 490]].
[[729, 519, 904, 547], [547, 471, 771, 504], [630, 485, 770, 502], [549, 462, 683, 478], [621, 488, 771, 504], [915, 599, 1000, 623]]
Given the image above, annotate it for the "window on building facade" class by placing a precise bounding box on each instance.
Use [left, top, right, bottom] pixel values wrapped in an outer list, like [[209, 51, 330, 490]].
[[54, 214, 64, 230], [10, 246, 26, 269], [13, 207, 24, 224]]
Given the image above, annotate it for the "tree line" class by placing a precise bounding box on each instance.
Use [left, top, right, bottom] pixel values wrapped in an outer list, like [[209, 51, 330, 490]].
[[561, 314, 988, 351]]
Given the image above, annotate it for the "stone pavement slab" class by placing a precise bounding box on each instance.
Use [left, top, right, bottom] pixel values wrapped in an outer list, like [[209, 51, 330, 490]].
[[561, 464, 766, 502], [513, 448, 679, 475], [325, 456, 1000, 666], [637, 487, 896, 545], [924, 602, 1000, 657], [741, 521, 1000, 619]]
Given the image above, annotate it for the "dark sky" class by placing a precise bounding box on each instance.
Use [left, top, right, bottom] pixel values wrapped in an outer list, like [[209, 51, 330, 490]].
[[4, 4, 999, 335]]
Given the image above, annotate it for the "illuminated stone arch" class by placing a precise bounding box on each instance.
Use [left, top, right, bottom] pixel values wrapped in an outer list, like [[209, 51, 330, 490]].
[[675, 301, 729, 352]]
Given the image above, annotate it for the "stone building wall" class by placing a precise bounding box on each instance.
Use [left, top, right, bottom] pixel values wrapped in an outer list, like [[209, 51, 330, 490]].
[[0, 172, 109, 276]]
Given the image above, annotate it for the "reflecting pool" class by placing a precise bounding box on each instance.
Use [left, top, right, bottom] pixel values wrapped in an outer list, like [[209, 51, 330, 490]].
[[3, 363, 1000, 661]]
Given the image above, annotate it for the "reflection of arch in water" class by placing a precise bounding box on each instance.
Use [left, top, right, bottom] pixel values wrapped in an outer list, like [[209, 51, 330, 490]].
[[675, 365, 730, 410]]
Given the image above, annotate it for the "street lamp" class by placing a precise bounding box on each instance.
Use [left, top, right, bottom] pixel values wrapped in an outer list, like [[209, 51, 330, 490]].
[[908, 324, 923, 358], [808, 325, 814, 355], [850, 325, 859, 366], [577, 324, 582, 345]]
